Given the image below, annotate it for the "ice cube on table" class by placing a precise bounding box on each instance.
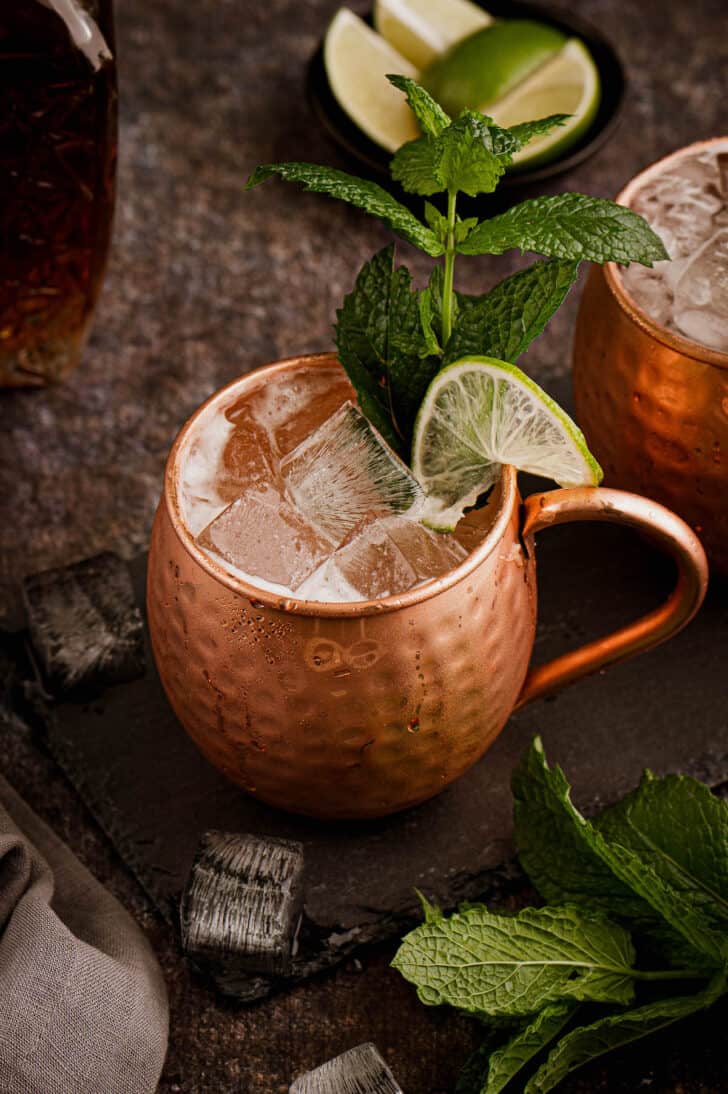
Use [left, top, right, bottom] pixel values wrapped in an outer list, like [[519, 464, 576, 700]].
[[181, 832, 304, 978], [197, 484, 332, 591], [290, 1042, 403, 1094], [673, 229, 728, 351], [281, 402, 422, 546], [23, 552, 145, 693]]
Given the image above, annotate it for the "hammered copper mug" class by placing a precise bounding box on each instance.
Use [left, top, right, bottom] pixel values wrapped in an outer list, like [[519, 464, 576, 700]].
[[573, 139, 728, 572], [147, 354, 708, 819]]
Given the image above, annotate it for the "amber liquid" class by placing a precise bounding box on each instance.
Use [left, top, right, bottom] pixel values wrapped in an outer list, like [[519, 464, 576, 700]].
[[0, 0, 117, 386]]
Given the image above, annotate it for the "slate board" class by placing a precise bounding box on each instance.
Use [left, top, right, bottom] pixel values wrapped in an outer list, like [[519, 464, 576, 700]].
[[16, 511, 725, 1000], [3, 371, 727, 1003]]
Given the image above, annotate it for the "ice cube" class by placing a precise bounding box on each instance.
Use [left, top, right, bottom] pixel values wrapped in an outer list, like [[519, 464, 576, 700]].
[[197, 484, 331, 590], [631, 162, 723, 258], [281, 402, 422, 546], [217, 406, 280, 504], [235, 367, 355, 456], [181, 832, 304, 978], [379, 516, 467, 581], [290, 1043, 403, 1094], [330, 520, 419, 600], [672, 229, 728, 351], [23, 552, 145, 694]]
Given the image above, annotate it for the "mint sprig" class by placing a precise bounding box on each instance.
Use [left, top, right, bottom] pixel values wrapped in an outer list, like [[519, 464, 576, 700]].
[[246, 75, 666, 466], [393, 737, 728, 1091]]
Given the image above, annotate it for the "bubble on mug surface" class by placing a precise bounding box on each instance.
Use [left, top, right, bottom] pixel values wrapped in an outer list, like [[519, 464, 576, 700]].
[[281, 401, 423, 546]]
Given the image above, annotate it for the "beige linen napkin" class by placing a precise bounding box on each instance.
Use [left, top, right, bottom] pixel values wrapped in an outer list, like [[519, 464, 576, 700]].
[[0, 774, 168, 1094]]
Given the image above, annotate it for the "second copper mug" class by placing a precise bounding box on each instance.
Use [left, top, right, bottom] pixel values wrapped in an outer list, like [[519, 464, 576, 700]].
[[573, 139, 728, 572], [147, 354, 708, 820]]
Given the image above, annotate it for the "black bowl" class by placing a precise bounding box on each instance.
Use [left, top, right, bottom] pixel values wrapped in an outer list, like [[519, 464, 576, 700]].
[[307, 0, 626, 189]]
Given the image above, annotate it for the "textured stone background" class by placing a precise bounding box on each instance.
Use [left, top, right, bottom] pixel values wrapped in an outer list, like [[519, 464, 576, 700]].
[[1, 0, 727, 1090]]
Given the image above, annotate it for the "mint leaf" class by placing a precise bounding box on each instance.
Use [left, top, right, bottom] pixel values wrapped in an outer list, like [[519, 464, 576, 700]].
[[418, 285, 442, 356], [438, 112, 506, 196], [525, 970, 728, 1093], [392, 903, 637, 1017], [386, 74, 451, 136], [424, 201, 449, 241], [513, 739, 726, 966], [418, 265, 453, 355], [391, 135, 444, 196], [335, 246, 438, 454], [481, 1003, 577, 1093], [459, 193, 669, 265], [598, 772, 728, 935], [246, 163, 444, 256], [508, 115, 570, 147], [446, 259, 580, 363], [513, 737, 652, 921], [391, 111, 506, 197], [415, 888, 444, 923], [423, 203, 477, 246]]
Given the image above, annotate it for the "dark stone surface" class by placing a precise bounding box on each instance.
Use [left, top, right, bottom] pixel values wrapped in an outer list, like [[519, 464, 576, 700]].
[[25, 528, 728, 1010], [1, 0, 727, 1090]]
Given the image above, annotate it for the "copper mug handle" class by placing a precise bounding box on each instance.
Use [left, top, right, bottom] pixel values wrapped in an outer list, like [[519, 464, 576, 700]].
[[515, 487, 709, 709]]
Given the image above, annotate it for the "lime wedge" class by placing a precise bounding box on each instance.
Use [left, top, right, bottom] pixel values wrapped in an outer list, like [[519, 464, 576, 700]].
[[490, 39, 601, 169], [412, 357, 603, 529], [374, 0, 492, 70], [324, 8, 420, 153], [421, 19, 566, 117]]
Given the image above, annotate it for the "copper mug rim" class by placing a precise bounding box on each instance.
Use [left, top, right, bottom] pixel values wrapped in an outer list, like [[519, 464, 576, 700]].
[[605, 135, 728, 372], [163, 352, 520, 619]]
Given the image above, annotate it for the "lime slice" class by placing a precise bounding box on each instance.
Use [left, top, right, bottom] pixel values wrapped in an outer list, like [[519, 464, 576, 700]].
[[490, 39, 601, 169], [412, 356, 603, 529], [374, 0, 492, 70], [324, 8, 420, 153], [421, 19, 566, 117]]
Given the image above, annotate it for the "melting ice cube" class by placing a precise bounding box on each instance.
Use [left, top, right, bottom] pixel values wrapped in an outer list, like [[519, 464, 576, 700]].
[[230, 367, 355, 456], [281, 402, 423, 546], [379, 515, 467, 581], [197, 484, 331, 590], [217, 406, 280, 504], [297, 515, 465, 602], [672, 229, 728, 352], [306, 519, 418, 602]]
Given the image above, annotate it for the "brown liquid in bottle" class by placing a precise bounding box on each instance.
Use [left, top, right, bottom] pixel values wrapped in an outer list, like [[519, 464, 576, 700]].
[[0, 0, 117, 386]]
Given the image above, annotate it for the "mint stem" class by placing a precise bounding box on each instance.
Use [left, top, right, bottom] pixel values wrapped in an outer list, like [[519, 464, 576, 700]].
[[441, 190, 457, 346]]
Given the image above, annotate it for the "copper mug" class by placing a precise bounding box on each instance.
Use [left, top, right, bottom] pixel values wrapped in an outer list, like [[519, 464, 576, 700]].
[[573, 139, 728, 573], [147, 354, 708, 819]]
